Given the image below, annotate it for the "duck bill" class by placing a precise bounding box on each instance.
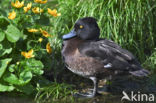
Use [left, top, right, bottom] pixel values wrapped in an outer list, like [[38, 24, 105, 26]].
[[62, 29, 76, 40]]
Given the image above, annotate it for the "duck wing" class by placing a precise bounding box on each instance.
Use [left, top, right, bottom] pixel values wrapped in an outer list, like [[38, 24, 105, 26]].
[[78, 39, 142, 72]]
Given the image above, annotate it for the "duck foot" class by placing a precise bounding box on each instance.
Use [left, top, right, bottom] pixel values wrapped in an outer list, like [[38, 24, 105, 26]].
[[73, 76, 101, 98]]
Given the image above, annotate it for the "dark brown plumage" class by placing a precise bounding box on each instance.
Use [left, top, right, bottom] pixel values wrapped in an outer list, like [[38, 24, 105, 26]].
[[61, 17, 150, 98]]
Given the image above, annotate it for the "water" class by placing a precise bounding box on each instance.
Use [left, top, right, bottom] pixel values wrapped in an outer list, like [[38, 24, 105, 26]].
[[0, 96, 35, 103], [0, 91, 155, 103], [0, 95, 123, 103]]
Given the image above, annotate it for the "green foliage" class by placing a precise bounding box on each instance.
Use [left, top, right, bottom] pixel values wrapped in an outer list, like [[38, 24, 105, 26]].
[[0, 58, 12, 78], [3, 71, 32, 85], [0, 84, 14, 92], [35, 82, 73, 102], [0, 41, 12, 57], [0, 0, 59, 94], [5, 24, 21, 43], [21, 59, 44, 76], [0, 30, 5, 42], [0, 16, 9, 29], [143, 49, 156, 73]]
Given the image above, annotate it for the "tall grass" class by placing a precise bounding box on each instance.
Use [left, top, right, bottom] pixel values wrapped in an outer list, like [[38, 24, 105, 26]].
[[50, 0, 156, 64], [35, 82, 73, 102]]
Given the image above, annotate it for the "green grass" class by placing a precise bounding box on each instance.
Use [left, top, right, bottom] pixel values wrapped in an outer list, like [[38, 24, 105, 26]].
[[35, 82, 73, 102], [143, 49, 156, 72]]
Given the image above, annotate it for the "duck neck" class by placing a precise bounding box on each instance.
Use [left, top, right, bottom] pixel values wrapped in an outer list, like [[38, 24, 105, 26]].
[[62, 37, 83, 55]]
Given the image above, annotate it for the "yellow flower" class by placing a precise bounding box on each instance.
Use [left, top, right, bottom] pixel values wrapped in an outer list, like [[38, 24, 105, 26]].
[[40, 28, 51, 37], [38, 38, 43, 42], [46, 42, 52, 54], [28, 29, 38, 32], [8, 10, 16, 20], [21, 49, 35, 59], [32, 7, 43, 14], [47, 8, 61, 17], [34, 0, 47, 4], [11, 0, 24, 8], [24, 3, 32, 13]]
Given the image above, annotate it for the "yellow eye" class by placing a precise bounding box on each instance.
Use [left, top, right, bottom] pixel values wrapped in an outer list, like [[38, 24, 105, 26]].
[[80, 25, 83, 29]]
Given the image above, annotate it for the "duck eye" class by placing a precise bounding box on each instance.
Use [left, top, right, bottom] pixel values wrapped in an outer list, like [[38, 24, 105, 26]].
[[79, 25, 83, 29]]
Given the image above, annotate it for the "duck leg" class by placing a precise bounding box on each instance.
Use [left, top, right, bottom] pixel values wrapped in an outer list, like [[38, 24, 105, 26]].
[[73, 76, 98, 98], [89, 77, 98, 97]]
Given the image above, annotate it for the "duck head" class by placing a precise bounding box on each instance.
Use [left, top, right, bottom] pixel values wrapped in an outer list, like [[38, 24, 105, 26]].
[[62, 17, 100, 40]]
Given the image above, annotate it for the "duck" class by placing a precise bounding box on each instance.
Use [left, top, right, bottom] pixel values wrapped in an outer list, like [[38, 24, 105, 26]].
[[61, 17, 150, 98]]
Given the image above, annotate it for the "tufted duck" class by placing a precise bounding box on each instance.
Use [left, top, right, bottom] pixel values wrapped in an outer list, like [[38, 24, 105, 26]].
[[61, 17, 150, 98]]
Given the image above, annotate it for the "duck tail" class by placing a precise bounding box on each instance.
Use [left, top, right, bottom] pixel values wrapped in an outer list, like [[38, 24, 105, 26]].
[[129, 69, 150, 77]]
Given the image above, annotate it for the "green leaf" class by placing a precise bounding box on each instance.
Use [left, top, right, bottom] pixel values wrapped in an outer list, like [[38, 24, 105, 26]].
[[0, 16, 10, 30], [0, 83, 14, 92], [19, 70, 32, 84], [0, 29, 5, 42], [0, 41, 12, 57], [3, 70, 32, 86], [5, 24, 21, 43], [3, 73, 20, 85], [24, 59, 44, 75], [0, 58, 12, 78], [8, 64, 15, 72]]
